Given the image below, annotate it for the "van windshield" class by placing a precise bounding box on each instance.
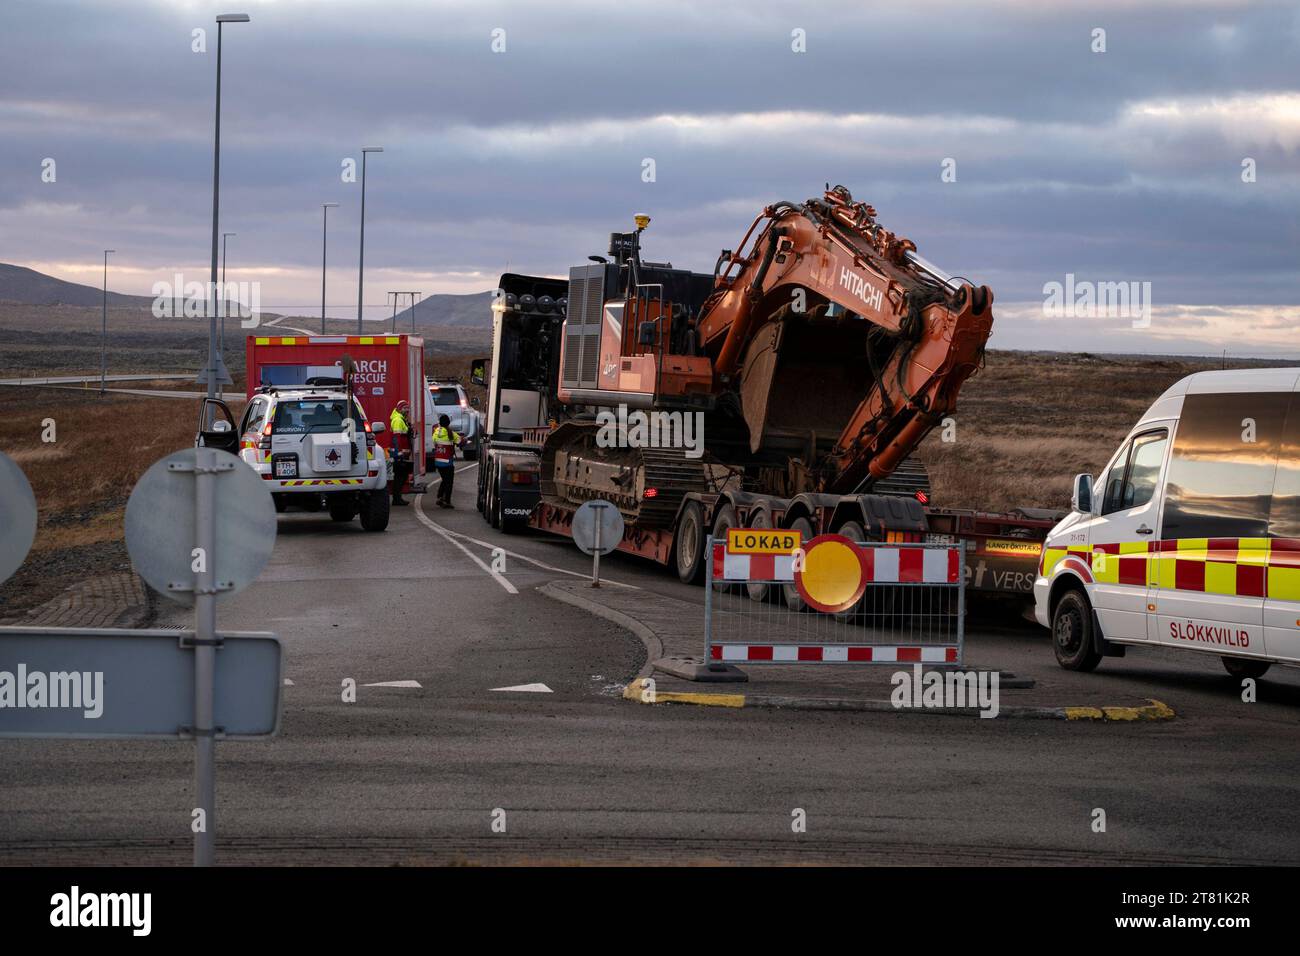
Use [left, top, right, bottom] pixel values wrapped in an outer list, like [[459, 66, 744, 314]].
[[272, 399, 365, 433]]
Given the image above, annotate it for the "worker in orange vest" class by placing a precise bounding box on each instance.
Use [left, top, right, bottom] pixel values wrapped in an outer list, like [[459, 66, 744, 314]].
[[431, 413, 462, 508]]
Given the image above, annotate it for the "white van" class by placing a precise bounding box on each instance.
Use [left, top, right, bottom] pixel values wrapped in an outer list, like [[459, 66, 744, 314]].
[[1034, 368, 1300, 678]]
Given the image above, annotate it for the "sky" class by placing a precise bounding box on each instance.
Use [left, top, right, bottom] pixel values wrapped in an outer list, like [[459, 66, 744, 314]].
[[0, 0, 1297, 354]]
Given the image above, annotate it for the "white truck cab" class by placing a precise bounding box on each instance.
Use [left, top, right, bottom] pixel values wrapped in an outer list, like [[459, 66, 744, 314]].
[[1034, 368, 1300, 678]]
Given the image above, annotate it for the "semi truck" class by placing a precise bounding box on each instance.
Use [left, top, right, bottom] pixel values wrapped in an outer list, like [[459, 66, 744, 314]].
[[471, 187, 1058, 598]]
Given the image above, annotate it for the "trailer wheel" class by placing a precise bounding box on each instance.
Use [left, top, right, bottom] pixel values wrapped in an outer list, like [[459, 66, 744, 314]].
[[1052, 589, 1101, 671], [780, 517, 816, 611], [832, 520, 868, 622], [359, 488, 390, 532], [1222, 657, 1270, 679], [674, 501, 707, 585], [746, 509, 777, 603], [711, 504, 739, 593]]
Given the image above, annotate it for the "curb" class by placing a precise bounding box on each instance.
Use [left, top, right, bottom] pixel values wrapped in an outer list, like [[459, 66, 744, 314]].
[[539, 582, 663, 680], [621, 679, 1176, 722]]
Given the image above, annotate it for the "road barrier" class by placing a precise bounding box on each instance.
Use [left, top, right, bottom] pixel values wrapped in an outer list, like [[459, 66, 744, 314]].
[[704, 534, 965, 665]]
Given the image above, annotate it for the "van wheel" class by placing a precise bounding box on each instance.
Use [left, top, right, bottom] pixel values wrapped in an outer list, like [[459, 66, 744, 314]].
[[780, 517, 816, 611], [1052, 589, 1102, 671], [359, 489, 390, 532], [1222, 657, 1270, 679], [674, 501, 706, 585]]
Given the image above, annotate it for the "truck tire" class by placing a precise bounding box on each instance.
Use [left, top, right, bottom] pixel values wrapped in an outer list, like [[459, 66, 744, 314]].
[[359, 488, 390, 532], [711, 504, 738, 593], [674, 501, 706, 585], [488, 469, 501, 529], [1222, 657, 1270, 679], [328, 496, 357, 522], [746, 509, 776, 603], [780, 517, 816, 610], [833, 520, 868, 622], [1052, 589, 1101, 671]]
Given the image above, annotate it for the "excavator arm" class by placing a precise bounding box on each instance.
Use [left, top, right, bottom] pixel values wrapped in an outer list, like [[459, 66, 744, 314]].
[[695, 186, 994, 495]]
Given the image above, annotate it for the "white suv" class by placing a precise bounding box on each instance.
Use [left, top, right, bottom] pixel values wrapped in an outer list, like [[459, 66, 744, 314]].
[[426, 380, 481, 463], [205, 387, 392, 531]]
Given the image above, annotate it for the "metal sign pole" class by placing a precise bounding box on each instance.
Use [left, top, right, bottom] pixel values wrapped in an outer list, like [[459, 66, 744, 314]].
[[591, 503, 603, 588], [703, 534, 713, 661], [193, 446, 219, 866]]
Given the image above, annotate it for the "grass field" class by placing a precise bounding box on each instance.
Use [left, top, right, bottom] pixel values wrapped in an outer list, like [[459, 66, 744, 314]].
[[1, 345, 1294, 619]]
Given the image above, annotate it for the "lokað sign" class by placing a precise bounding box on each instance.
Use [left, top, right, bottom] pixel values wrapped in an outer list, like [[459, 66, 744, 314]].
[[726, 528, 801, 555]]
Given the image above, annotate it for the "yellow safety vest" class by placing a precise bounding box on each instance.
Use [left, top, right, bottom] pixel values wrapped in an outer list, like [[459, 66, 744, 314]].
[[431, 426, 460, 466], [389, 409, 410, 434]]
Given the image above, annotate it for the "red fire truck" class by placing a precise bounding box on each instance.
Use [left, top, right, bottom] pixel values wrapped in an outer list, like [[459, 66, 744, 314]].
[[244, 333, 427, 491]]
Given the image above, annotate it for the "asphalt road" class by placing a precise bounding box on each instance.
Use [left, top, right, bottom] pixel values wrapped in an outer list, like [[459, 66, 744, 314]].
[[2, 460, 1299, 865]]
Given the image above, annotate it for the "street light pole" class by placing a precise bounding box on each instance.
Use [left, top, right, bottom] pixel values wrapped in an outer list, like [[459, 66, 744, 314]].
[[356, 146, 383, 334], [220, 231, 235, 400], [100, 249, 115, 395], [321, 202, 338, 334], [206, 13, 249, 402]]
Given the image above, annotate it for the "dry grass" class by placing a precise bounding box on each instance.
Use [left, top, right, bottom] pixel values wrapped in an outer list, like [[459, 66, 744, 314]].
[[915, 350, 1292, 512]]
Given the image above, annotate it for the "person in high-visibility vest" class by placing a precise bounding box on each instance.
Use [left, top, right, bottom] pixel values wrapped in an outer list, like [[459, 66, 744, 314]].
[[388, 400, 413, 506], [431, 413, 462, 508]]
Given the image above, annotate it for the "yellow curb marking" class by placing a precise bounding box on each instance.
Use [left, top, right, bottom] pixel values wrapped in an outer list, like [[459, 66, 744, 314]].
[[1065, 699, 1175, 721], [622, 679, 745, 709]]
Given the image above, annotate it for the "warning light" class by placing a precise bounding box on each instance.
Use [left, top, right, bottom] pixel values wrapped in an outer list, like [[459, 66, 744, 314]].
[[644, 487, 659, 499], [915, 490, 929, 505]]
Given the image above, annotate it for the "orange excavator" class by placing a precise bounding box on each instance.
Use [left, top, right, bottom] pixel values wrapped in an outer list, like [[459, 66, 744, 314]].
[[475, 185, 1003, 582]]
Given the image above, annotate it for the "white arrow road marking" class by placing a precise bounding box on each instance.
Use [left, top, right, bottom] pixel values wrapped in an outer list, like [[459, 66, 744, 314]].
[[363, 680, 423, 688], [283, 679, 295, 686], [414, 494, 519, 594], [491, 683, 553, 693]]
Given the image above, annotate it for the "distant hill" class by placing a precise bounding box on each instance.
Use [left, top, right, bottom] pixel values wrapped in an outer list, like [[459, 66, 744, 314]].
[[0, 262, 156, 308], [392, 291, 494, 329]]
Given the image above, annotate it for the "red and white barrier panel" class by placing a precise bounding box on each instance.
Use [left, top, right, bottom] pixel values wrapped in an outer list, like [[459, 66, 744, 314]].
[[710, 542, 960, 584], [712, 644, 958, 663], [712, 543, 795, 582]]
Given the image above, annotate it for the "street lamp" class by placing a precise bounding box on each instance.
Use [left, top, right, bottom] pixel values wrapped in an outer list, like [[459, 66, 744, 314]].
[[205, 12, 250, 401], [321, 202, 338, 333], [356, 145, 383, 334], [220, 231, 235, 400], [100, 249, 115, 395]]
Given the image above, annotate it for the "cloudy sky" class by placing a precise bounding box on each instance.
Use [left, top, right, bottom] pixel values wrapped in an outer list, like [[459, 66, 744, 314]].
[[1, 0, 1297, 354]]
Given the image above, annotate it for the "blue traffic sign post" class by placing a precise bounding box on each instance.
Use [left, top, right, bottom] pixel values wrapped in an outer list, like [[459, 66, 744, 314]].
[[0, 447, 280, 866]]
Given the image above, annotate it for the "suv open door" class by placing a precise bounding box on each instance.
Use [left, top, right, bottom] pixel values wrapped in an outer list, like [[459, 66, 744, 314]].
[[197, 397, 239, 455]]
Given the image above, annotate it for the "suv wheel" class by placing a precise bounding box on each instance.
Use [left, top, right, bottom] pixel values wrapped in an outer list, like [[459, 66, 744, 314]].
[[359, 488, 390, 532], [328, 496, 357, 522], [1052, 589, 1102, 671]]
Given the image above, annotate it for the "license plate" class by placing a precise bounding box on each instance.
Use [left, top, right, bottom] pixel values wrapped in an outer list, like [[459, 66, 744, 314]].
[[925, 533, 957, 545], [275, 459, 298, 478]]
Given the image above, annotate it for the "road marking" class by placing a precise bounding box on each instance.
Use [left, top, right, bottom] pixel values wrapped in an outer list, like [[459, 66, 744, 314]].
[[363, 680, 423, 688], [431, 523, 640, 590], [457, 462, 478, 473], [414, 495, 519, 594], [491, 682, 553, 693], [283, 678, 295, 686]]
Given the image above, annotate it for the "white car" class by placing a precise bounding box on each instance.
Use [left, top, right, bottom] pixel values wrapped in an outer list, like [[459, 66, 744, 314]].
[[1035, 368, 1299, 677], [426, 380, 482, 462], [203, 387, 392, 531]]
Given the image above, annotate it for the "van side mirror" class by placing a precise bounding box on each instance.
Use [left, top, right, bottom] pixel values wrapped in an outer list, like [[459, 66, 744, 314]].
[[371, 421, 386, 434], [1072, 473, 1094, 514], [471, 396, 480, 408]]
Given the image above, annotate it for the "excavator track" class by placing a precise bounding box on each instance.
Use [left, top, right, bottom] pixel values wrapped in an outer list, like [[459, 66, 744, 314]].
[[539, 421, 709, 529]]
